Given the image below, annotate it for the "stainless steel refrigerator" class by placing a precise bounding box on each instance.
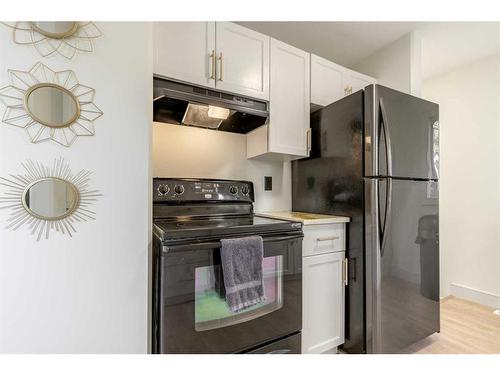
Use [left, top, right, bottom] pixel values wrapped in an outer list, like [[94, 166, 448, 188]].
[[292, 84, 440, 354]]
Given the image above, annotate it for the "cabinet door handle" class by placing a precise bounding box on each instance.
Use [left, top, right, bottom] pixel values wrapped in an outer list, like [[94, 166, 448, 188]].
[[307, 128, 312, 152], [351, 257, 357, 282], [343, 258, 349, 286], [209, 50, 216, 80], [316, 236, 339, 242], [217, 52, 223, 81]]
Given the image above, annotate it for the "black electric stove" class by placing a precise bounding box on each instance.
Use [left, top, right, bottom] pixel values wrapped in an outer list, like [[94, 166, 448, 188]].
[[152, 178, 303, 354], [154, 216, 300, 242]]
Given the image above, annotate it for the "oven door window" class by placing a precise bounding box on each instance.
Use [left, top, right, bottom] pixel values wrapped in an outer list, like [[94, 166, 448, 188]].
[[194, 256, 283, 331]]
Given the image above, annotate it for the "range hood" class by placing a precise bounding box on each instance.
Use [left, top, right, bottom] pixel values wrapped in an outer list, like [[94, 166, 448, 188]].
[[153, 76, 269, 134]]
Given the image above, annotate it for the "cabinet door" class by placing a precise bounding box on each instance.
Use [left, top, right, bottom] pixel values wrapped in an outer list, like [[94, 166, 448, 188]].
[[310, 54, 346, 106], [215, 22, 270, 100], [154, 22, 216, 88], [344, 68, 377, 94], [302, 252, 345, 354], [268, 38, 310, 157]]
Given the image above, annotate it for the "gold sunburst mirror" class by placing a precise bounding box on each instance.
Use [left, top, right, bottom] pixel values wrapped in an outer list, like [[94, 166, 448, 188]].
[[0, 159, 101, 241], [0, 62, 103, 147], [1, 22, 102, 59]]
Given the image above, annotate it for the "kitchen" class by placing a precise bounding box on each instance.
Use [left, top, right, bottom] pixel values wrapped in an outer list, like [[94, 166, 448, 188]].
[[0, 3, 499, 372], [152, 21, 422, 354]]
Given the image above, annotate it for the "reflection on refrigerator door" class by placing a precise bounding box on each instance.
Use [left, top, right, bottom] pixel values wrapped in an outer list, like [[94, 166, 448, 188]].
[[377, 179, 439, 353], [374, 85, 439, 180]]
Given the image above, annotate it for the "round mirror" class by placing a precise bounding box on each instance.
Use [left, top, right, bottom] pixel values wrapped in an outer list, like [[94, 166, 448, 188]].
[[24, 84, 80, 128], [22, 178, 79, 220], [30, 22, 78, 39]]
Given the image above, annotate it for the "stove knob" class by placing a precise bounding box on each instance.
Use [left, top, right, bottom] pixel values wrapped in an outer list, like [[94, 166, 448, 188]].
[[229, 186, 238, 195], [241, 186, 249, 195], [157, 184, 169, 195], [174, 184, 185, 195]]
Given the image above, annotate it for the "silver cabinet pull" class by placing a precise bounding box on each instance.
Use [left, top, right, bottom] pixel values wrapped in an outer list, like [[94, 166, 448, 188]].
[[316, 236, 339, 242], [343, 258, 349, 286], [217, 52, 223, 81], [306, 128, 312, 152], [209, 50, 216, 80]]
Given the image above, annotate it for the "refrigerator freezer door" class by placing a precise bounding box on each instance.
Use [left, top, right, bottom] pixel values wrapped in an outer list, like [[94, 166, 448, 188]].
[[364, 85, 439, 180], [367, 178, 440, 353]]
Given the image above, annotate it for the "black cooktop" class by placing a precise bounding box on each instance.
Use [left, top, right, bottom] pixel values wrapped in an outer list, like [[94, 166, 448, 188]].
[[153, 215, 301, 242]]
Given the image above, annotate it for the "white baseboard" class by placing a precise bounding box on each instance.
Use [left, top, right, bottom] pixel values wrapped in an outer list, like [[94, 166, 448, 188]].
[[450, 283, 500, 309]]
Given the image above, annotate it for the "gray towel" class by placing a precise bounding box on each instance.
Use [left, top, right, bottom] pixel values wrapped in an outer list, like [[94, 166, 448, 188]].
[[220, 236, 265, 313]]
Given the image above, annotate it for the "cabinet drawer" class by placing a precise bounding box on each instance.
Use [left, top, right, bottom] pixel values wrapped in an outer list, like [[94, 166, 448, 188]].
[[303, 224, 345, 256]]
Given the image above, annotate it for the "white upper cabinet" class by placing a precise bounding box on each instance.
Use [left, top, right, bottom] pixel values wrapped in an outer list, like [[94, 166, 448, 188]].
[[153, 22, 269, 100], [311, 53, 377, 107], [215, 22, 270, 100], [268, 38, 310, 157], [344, 68, 377, 94], [154, 22, 216, 88], [247, 39, 310, 160], [310, 54, 346, 106]]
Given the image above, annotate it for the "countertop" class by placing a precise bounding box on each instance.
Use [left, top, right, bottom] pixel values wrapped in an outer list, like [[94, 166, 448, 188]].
[[256, 211, 350, 225]]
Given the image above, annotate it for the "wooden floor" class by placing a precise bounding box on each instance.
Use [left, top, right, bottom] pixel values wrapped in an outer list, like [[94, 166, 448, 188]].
[[401, 296, 500, 354]]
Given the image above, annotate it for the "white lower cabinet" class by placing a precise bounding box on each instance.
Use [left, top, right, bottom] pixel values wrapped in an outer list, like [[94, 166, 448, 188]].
[[302, 225, 346, 354]]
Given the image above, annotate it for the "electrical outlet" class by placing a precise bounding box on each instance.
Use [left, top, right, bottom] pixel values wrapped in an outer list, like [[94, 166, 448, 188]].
[[264, 176, 272, 191], [493, 310, 500, 316]]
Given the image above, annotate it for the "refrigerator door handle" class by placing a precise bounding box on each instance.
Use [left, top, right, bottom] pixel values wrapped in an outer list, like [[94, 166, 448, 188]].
[[379, 98, 393, 177], [380, 178, 393, 257], [378, 98, 393, 257]]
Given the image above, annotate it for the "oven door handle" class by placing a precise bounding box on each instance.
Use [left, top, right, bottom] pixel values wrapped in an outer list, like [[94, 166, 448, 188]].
[[162, 232, 303, 253]]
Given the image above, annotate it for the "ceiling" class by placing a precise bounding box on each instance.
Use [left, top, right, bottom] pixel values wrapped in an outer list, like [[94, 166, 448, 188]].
[[237, 22, 500, 80]]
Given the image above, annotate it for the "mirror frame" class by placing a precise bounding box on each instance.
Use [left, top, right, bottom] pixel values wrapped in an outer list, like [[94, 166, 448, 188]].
[[0, 62, 103, 147], [0, 22, 102, 59], [22, 177, 80, 221], [23, 83, 81, 129], [30, 21, 79, 40], [0, 159, 101, 241]]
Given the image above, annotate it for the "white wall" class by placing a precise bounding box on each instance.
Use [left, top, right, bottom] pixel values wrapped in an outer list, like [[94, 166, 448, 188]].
[[422, 54, 500, 307], [0, 23, 152, 353], [152, 123, 292, 213], [353, 32, 422, 96]]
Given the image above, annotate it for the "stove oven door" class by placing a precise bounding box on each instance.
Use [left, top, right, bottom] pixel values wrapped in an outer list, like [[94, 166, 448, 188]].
[[153, 231, 303, 354]]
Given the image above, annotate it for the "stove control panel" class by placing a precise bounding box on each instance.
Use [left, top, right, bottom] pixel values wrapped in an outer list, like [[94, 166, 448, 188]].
[[153, 178, 254, 202]]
